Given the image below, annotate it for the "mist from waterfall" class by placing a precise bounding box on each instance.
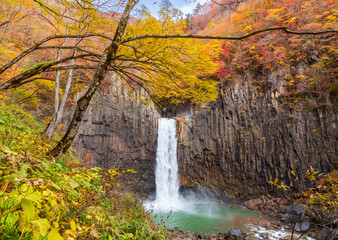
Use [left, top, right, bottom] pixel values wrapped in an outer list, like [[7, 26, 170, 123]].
[[144, 119, 299, 239]]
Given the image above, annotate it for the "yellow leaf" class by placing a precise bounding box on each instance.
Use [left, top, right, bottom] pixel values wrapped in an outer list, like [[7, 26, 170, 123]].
[[284, 17, 297, 23], [25, 190, 42, 202], [48, 228, 63, 240], [21, 199, 36, 221], [70, 220, 76, 232], [31, 218, 50, 236], [243, 25, 253, 32], [32, 231, 40, 240], [291, 170, 296, 177]]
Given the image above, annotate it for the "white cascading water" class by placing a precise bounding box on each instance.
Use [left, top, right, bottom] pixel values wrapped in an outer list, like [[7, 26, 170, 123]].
[[145, 120, 312, 239], [150, 118, 181, 211]]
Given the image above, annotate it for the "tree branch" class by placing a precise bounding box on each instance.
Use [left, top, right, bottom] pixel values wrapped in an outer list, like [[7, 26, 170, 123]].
[[122, 27, 338, 43], [48, 0, 139, 159], [33, 0, 78, 22], [0, 54, 94, 90], [20, 77, 54, 85], [0, 34, 112, 75], [44, 65, 99, 71], [0, 21, 11, 28], [37, 46, 102, 58]]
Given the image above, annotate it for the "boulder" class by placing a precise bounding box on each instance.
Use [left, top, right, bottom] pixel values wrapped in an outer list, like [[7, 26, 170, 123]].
[[318, 228, 330, 240], [245, 200, 256, 209], [259, 232, 273, 239], [228, 228, 242, 237], [279, 206, 288, 214], [198, 232, 206, 238], [300, 221, 310, 232], [245, 198, 263, 210], [288, 204, 306, 220], [295, 221, 310, 232], [279, 236, 293, 240]]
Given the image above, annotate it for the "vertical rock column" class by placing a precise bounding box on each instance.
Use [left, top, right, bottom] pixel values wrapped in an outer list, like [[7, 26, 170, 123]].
[[71, 79, 160, 193], [176, 78, 336, 202]]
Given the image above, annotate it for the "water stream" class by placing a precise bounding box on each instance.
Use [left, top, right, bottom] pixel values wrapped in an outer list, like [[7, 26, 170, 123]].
[[154, 118, 180, 211], [144, 118, 307, 238], [144, 118, 263, 233]]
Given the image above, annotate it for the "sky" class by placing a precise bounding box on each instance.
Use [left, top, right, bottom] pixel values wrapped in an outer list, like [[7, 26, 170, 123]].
[[136, 0, 208, 17]]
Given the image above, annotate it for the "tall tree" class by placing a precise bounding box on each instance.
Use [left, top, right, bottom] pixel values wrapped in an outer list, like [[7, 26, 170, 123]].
[[49, 0, 139, 159], [0, 0, 336, 159], [43, 38, 81, 138]]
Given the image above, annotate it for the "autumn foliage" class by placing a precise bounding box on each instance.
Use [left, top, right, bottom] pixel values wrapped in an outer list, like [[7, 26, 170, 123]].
[[190, 0, 337, 108], [0, 0, 221, 115]]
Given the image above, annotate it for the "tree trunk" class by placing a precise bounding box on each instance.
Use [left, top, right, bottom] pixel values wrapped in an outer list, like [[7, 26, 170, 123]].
[[43, 57, 75, 138], [49, 0, 139, 159], [44, 43, 79, 138], [43, 38, 68, 138]]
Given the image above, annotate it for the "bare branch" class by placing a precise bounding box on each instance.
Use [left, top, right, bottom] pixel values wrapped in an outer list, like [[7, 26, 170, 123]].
[[13, 87, 41, 105], [44, 65, 98, 71], [33, 0, 78, 22], [37, 46, 102, 57], [114, 69, 161, 108], [0, 21, 11, 28], [209, 0, 242, 11]]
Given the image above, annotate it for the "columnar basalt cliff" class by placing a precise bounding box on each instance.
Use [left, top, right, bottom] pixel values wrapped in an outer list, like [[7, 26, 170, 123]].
[[71, 80, 159, 193], [72, 73, 337, 201], [176, 71, 337, 201]]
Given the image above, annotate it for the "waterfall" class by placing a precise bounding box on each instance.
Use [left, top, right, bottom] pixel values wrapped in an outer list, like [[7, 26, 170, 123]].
[[153, 118, 180, 211]]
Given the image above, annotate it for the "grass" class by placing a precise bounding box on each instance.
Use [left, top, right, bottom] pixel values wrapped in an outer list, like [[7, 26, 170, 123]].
[[0, 103, 167, 240]]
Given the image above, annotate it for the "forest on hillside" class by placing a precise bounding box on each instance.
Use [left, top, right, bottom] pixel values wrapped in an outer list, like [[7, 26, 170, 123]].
[[0, 0, 337, 151], [188, 0, 337, 107], [0, 0, 337, 239]]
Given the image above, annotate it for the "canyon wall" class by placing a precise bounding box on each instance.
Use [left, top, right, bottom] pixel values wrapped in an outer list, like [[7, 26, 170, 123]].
[[176, 71, 336, 201], [72, 73, 337, 201], [71, 81, 159, 193]]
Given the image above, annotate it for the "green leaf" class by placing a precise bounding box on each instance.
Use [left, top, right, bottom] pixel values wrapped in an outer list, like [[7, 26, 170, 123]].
[[48, 227, 63, 240], [2, 146, 17, 155], [69, 179, 79, 189], [0, 116, 5, 125], [9, 190, 24, 202], [50, 182, 62, 191], [122, 233, 134, 239], [79, 179, 91, 188], [21, 199, 36, 221], [15, 163, 29, 178], [31, 218, 50, 236], [26, 191, 42, 201], [41, 161, 53, 171]]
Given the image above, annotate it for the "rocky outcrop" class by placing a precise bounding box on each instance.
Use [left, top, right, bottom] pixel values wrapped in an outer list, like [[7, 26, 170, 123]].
[[71, 80, 159, 193], [71, 72, 337, 202], [176, 71, 337, 201]]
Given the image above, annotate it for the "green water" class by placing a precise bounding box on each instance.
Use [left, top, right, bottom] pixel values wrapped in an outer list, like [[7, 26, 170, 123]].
[[153, 203, 263, 234]]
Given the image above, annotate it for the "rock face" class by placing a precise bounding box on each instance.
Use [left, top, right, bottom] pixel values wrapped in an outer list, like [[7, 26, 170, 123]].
[[176, 71, 337, 201], [71, 80, 159, 193], [72, 72, 337, 201]]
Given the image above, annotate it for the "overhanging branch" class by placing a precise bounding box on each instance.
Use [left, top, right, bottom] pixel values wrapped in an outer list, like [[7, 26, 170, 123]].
[[0, 53, 94, 90], [122, 27, 338, 43], [0, 33, 112, 75]]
